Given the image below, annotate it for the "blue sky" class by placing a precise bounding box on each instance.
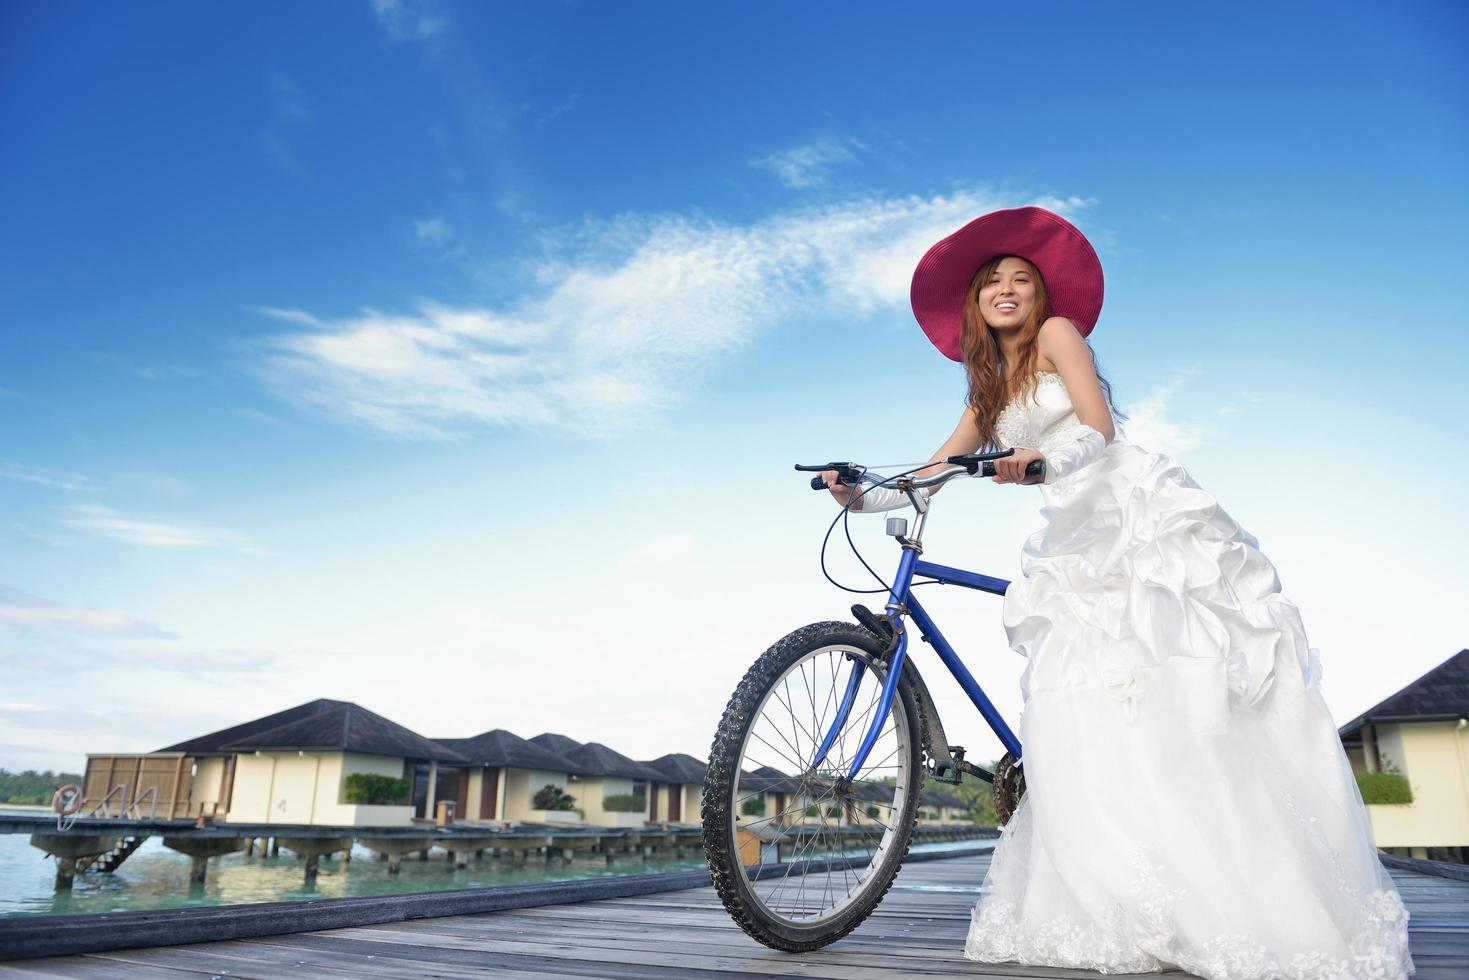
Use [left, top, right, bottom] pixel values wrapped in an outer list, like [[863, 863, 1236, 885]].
[[1, 0, 1466, 772]]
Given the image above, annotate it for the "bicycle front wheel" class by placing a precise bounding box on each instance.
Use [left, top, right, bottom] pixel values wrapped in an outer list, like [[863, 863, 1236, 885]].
[[701, 620, 925, 951]]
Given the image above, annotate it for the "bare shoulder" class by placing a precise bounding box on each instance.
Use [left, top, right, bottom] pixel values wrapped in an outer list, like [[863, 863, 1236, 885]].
[[1037, 316, 1092, 372], [1038, 315, 1084, 347]]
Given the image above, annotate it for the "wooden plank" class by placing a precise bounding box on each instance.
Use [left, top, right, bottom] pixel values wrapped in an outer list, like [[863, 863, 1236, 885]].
[[0, 871, 716, 960], [339, 918, 1060, 975], [169, 756, 183, 820], [3, 852, 1464, 978], [89, 940, 596, 980], [247, 932, 1058, 979]]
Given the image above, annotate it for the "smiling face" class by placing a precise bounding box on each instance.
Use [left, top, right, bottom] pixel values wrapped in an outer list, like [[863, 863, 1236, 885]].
[[977, 255, 1038, 331]]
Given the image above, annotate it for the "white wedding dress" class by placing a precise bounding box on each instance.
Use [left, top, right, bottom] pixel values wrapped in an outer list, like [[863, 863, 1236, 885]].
[[964, 371, 1415, 979]]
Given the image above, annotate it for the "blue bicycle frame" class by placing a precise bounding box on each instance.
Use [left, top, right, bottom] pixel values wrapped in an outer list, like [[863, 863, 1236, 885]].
[[809, 548, 1024, 783]]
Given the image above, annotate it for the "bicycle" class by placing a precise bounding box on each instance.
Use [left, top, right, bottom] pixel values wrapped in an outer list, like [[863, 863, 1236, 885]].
[[700, 449, 1042, 951]]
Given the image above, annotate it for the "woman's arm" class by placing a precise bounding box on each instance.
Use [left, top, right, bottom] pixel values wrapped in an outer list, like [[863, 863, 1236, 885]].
[[912, 405, 983, 491], [1038, 316, 1115, 444], [827, 405, 982, 510]]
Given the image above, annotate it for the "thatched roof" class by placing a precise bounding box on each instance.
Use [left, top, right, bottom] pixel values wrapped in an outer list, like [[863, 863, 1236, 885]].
[[435, 729, 590, 775], [642, 752, 707, 784], [167, 699, 468, 764], [1339, 649, 1469, 738]]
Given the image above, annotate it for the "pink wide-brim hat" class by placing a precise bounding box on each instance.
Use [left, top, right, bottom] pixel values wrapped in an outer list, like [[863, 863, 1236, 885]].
[[909, 206, 1104, 361]]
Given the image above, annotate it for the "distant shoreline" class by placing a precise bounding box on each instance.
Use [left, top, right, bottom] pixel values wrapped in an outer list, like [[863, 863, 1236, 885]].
[[0, 804, 51, 814]]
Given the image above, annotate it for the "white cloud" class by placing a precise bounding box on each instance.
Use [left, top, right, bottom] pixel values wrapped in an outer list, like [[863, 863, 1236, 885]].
[[1, 464, 98, 493], [260, 130, 309, 182], [60, 504, 245, 550], [115, 471, 192, 498], [251, 305, 322, 327], [127, 649, 276, 673], [415, 216, 453, 244], [752, 137, 863, 189], [134, 363, 199, 383], [0, 587, 175, 638], [234, 407, 286, 426], [370, 0, 446, 43], [1117, 369, 1206, 455], [255, 189, 1099, 439], [260, 72, 313, 181]]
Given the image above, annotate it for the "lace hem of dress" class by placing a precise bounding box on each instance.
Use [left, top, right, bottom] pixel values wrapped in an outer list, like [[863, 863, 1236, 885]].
[[965, 837, 1414, 980]]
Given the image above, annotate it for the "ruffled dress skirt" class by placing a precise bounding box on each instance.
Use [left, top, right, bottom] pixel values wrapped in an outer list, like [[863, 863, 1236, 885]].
[[964, 432, 1415, 979]]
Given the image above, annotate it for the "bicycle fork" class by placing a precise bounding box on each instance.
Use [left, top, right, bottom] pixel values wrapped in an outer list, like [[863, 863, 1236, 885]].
[[809, 549, 920, 783]]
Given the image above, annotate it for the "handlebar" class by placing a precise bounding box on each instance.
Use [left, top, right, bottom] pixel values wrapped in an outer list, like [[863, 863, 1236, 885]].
[[794, 450, 1045, 491]]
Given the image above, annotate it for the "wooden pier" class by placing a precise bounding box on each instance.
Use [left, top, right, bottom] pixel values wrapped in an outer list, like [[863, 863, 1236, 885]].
[[2, 850, 1465, 978]]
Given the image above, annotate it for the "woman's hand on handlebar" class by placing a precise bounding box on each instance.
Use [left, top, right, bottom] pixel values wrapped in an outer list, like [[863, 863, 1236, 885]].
[[992, 447, 1046, 485], [820, 469, 859, 509]]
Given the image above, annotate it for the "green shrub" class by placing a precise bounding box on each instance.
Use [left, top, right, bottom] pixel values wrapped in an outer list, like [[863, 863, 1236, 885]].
[[0, 769, 82, 806], [533, 784, 577, 811], [1356, 771, 1412, 805], [603, 793, 646, 813], [804, 804, 819, 817], [865, 805, 881, 819], [741, 797, 767, 816], [343, 773, 410, 805]]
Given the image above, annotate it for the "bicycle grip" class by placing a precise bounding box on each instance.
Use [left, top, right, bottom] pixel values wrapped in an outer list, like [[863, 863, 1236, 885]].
[[981, 459, 1046, 479]]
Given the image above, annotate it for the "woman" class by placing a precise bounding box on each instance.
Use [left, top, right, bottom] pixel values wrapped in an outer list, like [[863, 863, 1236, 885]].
[[822, 207, 1414, 979]]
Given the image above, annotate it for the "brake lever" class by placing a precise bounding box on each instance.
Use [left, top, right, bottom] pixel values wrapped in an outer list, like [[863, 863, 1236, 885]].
[[796, 461, 867, 490]]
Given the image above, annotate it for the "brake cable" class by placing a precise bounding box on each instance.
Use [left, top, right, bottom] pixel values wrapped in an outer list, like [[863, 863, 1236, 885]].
[[818, 461, 940, 597]]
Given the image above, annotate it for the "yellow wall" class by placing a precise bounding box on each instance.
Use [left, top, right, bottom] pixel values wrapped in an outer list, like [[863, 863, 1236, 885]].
[[465, 768, 484, 820], [228, 753, 275, 822], [222, 751, 414, 827], [1363, 721, 1469, 848], [188, 756, 227, 815], [650, 783, 702, 823], [580, 776, 622, 825], [502, 768, 570, 821]]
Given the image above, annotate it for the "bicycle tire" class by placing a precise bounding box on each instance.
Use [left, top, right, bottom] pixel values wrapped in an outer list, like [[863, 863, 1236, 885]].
[[701, 620, 926, 951]]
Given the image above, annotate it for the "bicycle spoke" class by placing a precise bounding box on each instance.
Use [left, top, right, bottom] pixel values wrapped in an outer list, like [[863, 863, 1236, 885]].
[[721, 640, 917, 930]]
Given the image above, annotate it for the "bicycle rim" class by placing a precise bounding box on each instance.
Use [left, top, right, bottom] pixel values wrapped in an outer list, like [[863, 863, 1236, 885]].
[[728, 642, 916, 927]]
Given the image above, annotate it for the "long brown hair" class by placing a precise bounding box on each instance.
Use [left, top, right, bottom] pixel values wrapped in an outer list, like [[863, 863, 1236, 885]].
[[960, 253, 1126, 446]]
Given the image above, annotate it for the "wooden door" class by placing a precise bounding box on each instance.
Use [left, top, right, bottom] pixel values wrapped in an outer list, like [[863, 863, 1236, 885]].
[[454, 770, 469, 817], [668, 784, 682, 822], [480, 767, 500, 820]]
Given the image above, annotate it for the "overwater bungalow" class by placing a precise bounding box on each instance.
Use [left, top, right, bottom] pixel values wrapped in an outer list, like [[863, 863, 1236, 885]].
[[918, 786, 972, 825], [642, 752, 707, 824], [528, 733, 667, 827], [430, 728, 597, 823], [83, 699, 469, 827], [1339, 646, 1469, 863]]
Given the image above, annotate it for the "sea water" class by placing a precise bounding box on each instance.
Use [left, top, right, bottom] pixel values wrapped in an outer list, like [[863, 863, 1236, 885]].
[[0, 829, 707, 917]]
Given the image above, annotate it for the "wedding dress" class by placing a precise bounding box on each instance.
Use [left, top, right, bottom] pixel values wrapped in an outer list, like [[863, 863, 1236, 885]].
[[963, 371, 1415, 979]]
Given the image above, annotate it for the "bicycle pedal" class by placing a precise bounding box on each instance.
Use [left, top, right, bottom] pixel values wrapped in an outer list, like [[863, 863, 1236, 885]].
[[925, 758, 963, 785]]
